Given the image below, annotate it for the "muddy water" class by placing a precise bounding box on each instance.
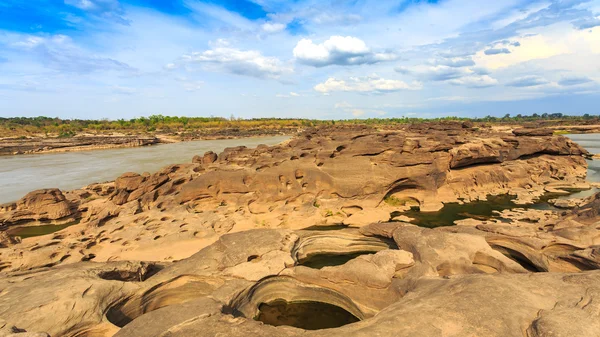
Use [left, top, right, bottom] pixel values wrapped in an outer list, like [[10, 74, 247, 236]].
[[0, 136, 289, 204], [257, 300, 360, 330]]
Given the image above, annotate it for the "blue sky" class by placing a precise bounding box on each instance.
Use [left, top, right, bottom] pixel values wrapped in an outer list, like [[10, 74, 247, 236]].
[[1, 0, 599, 120]]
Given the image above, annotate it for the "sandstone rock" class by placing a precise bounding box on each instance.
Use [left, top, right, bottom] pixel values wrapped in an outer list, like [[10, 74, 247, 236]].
[[342, 209, 390, 227], [513, 128, 554, 136], [1, 124, 599, 337], [17, 189, 72, 220], [548, 197, 584, 209], [0, 189, 74, 226], [115, 172, 145, 192]]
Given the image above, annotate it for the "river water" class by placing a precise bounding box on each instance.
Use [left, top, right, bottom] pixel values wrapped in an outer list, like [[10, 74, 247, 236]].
[[566, 133, 600, 182], [0, 136, 290, 204]]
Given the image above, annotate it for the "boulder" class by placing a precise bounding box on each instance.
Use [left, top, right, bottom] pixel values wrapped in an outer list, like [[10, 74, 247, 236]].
[[115, 172, 145, 192], [14, 189, 73, 221]]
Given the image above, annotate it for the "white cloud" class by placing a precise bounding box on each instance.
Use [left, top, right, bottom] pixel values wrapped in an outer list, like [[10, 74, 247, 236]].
[[293, 36, 397, 67], [182, 43, 292, 80], [314, 74, 421, 94], [506, 75, 550, 87], [427, 96, 469, 101], [447, 75, 498, 88], [261, 22, 286, 33], [276, 92, 301, 98], [396, 65, 471, 81], [164, 63, 177, 70], [558, 76, 594, 86]]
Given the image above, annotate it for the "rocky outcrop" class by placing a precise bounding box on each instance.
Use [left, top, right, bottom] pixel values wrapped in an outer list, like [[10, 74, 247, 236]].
[[0, 136, 159, 156], [512, 128, 554, 136], [0, 189, 75, 226], [0, 125, 591, 273], [192, 151, 218, 164], [0, 125, 598, 337], [1, 193, 600, 336]]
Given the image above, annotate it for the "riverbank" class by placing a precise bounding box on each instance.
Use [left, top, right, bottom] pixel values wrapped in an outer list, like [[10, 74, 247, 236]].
[[0, 128, 299, 156]]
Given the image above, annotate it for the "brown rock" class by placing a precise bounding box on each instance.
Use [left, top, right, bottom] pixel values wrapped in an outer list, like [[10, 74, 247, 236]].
[[15, 189, 73, 221], [512, 128, 554, 136], [115, 172, 145, 191]]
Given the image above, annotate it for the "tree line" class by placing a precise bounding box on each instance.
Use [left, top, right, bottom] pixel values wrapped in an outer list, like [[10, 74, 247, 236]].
[[1, 113, 599, 137]]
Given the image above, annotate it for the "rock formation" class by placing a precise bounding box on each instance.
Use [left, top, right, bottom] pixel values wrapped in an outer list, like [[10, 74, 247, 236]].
[[0, 124, 598, 336], [0, 136, 159, 156], [0, 192, 599, 336], [0, 124, 590, 271]]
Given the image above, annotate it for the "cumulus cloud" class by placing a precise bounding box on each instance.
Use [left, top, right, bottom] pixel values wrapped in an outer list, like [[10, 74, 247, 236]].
[[506, 75, 550, 87], [432, 57, 475, 68], [261, 22, 286, 33], [182, 42, 292, 80], [558, 76, 594, 86], [484, 48, 511, 55], [447, 75, 498, 88], [314, 74, 421, 94], [293, 36, 397, 67]]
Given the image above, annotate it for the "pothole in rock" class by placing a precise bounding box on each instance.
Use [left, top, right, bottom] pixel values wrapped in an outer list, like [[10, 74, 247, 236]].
[[294, 235, 397, 269], [228, 276, 365, 331], [301, 224, 349, 231], [398, 193, 583, 228], [8, 220, 81, 239], [256, 299, 360, 330], [298, 252, 377, 269]]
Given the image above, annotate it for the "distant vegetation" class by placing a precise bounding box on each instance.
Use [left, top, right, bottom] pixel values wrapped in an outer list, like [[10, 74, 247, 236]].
[[1, 113, 599, 138]]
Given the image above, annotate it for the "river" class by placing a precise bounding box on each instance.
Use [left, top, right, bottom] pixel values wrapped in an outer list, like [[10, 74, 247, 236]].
[[0, 136, 290, 204]]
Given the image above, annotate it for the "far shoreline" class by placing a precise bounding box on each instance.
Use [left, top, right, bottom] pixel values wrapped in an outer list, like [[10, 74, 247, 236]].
[[0, 130, 299, 157]]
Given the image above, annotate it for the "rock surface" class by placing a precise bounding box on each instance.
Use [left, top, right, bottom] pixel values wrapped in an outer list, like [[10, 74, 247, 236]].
[[0, 124, 597, 337], [0, 136, 159, 156], [0, 125, 590, 272], [0, 193, 599, 336]]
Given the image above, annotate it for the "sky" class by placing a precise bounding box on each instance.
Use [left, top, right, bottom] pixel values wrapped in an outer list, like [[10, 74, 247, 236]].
[[0, 0, 600, 120]]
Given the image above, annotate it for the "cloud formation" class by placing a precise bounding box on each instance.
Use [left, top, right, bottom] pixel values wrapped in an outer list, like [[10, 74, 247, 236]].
[[293, 36, 397, 67], [506, 75, 550, 87], [314, 74, 421, 94], [484, 48, 511, 55], [558, 76, 594, 86], [182, 41, 292, 80], [447, 75, 499, 88]]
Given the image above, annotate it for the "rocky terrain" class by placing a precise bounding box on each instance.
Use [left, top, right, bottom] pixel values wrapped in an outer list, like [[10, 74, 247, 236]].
[[0, 136, 159, 156], [0, 128, 300, 156], [0, 123, 599, 337]]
